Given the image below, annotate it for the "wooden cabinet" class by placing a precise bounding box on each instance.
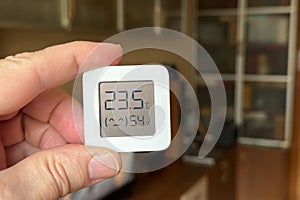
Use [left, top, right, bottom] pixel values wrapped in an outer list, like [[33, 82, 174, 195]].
[[235, 145, 289, 200], [189, 0, 296, 198]]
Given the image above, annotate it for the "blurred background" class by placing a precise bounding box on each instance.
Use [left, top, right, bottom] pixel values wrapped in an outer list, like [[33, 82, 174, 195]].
[[1, 0, 300, 199]]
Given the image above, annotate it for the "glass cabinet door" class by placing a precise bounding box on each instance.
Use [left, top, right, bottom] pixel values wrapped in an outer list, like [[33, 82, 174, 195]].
[[197, 16, 237, 74], [242, 82, 286, 140], [245, 14, 289, 75]]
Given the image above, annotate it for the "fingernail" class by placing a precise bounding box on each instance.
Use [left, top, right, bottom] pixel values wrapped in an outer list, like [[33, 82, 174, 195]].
[[88, 151, 120, 180], [79, 43, 123, 72]]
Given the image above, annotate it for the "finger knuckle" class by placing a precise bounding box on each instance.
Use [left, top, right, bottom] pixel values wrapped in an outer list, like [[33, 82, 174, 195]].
[[45, 151, 83, 198]]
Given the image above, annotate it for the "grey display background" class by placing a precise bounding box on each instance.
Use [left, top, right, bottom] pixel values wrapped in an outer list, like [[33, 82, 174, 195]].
[[99, 81, 155, 137]]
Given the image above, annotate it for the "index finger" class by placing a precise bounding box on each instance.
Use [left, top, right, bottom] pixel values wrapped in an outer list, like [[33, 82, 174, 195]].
[[0, 41, 123, 115]]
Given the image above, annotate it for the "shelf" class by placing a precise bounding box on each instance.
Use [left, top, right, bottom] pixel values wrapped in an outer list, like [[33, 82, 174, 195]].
[[196, 74, 236, 82], [197, 6, 291, 16], [200, 43, 237, 48], [243, 75, 288, 82], [246, 6, 291, 14], [238, 137, 289, 148], [239, 136, 289, 147], [246, 43, 288, 49], [198, 9, 237, 16], [196, 74, 289, 82]]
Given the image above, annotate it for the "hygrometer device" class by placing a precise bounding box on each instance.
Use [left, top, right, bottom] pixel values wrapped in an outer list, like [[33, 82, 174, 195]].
[[82, 65, 171, 152]]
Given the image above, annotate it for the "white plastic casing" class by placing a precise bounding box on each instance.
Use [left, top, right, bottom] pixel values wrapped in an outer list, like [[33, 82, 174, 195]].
[[82, 65, 171, 152]]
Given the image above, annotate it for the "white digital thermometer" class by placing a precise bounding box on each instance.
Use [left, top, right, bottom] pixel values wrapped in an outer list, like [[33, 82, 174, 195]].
[[82, 65, 171, 152]]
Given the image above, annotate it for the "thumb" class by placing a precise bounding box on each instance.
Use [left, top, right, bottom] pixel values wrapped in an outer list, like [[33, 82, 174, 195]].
[[0, 144, 121, 200]]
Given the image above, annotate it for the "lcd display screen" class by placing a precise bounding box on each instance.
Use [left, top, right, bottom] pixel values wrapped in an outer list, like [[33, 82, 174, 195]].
[[99, 81, 155, 137]]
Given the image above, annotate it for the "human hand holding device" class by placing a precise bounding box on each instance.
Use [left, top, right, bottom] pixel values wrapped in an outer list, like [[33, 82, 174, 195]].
[[0, 41, 123, 199]]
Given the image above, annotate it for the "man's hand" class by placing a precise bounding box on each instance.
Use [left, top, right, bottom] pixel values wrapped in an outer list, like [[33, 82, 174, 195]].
[[0, 41, 123, 199]]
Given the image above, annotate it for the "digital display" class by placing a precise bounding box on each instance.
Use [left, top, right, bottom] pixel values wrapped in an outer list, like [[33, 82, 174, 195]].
[[99, 81, 155, 137]]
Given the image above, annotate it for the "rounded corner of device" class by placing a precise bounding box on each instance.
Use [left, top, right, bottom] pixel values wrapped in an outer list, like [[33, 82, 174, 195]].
[[82, 69, 93, 82], [82, 71, 88, 81], [160, 143, 171, 151], [159, 138, 171, 151], [156, 64, 169, 72]]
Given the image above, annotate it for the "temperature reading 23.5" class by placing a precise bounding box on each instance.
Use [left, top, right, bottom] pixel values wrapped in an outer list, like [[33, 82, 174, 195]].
[[104, 90, 145, 110], [99, 81, 155, 137]]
